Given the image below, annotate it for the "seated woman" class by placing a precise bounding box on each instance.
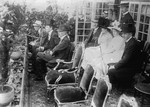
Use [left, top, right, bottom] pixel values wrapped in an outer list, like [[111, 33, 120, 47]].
[[82, 21, 125, 79], [81, 27, 113, 70]]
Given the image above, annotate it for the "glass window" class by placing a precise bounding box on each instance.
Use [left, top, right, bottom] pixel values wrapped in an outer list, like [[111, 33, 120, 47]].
[[85, 30, 91, 35], [86, 2, 91, 8], [78, 23, 84, 28], [84, 36, 88, 41], [78, 36, 84, 42], [144, 24, 149, 33], [85, 16, 91, 22], [94, 15, 100, 20], [99, 3, 102, 8], [103, 3, 108, 8], [138, 33, 142, 40], [139, 24, 143, 32], [145, 16, 150, 24], [130, 4, 134, 12], [135, 4, 138, 12], [130, 13, 134, 17], [140, 15, 145, 22], [134, 13, 137, 21], [78, 30, 84, 35], [96, 9, 102, 15], [143, 34, 147, 41], [86, 9, 91, 15], [85, 23, 91, 28], [141, 5, 147, 14], [147, 5, 150, 15]]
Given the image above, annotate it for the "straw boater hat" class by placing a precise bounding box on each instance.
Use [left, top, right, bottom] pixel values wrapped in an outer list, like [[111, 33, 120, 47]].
[[33, 20, 42, 27], [120, 2, 129, 7]]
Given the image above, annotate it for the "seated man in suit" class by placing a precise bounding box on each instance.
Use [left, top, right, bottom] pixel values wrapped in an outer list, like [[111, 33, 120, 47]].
[[34, 24, 71, 81], [29, 20, 49, 73], [107, 23, 141, 87]]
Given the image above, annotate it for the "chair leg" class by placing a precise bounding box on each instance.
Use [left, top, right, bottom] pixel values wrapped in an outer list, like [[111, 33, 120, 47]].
[[141, 93, 144, 107]]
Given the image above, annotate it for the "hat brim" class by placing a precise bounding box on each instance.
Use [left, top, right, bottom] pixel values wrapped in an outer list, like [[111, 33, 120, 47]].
[[108, 27, 121, 31], [33, 24, 40, 27], [57, 29, 67, 32]]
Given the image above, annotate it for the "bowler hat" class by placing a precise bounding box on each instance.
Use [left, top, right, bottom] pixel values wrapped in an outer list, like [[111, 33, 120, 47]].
[[57, 24, 68, 32], [121, 23, 135, 34]]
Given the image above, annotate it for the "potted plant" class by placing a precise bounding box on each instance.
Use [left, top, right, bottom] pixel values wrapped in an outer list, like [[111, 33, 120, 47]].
[[0, 23, 14, 106]]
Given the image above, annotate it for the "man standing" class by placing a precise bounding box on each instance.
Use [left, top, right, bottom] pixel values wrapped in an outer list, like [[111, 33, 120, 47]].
[[120, 2, 135, 35]]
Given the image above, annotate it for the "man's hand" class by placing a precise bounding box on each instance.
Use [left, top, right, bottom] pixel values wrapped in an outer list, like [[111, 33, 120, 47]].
[[109, 65, 115, 69], [44, 50, 52, 55]]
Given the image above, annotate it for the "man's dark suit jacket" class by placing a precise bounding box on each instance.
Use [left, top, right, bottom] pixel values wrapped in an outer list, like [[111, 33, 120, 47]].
[[52, 35, 71, 61], [43, 30, 60, 51], [108, 37, 141, 83], [84, 27, 102, 47], [120, 12, 135, 29]]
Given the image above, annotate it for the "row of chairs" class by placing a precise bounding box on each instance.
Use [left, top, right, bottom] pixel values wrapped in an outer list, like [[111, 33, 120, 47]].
[[45, 41, 150, 107]]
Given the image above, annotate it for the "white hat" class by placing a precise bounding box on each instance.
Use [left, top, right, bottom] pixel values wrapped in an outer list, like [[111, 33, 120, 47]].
[[33, 20, 42, 26], [108, 20, 121, 31]]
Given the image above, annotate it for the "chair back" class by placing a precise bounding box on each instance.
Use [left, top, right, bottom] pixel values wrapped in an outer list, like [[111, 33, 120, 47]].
[[72, 44, 84, 68], [117, 94, 139, 107], [141, 42, 150, 72], [91, 77, 112, 107], [66, 42, 75, 62]]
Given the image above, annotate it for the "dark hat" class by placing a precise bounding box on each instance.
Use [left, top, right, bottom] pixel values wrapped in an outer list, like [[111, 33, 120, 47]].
[[98, 17, 110, 29], [46, 19, 55, 27], [57, 24, 68, 32], [120, 2, 129, 7], [121, 23, 135, 34]]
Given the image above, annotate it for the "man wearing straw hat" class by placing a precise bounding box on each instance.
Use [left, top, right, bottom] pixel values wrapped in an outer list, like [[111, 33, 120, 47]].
[[120, 2, 135, 36], [29, 20, 49, 74]]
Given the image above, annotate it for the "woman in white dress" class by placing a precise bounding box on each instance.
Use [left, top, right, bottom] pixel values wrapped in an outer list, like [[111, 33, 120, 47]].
[[91, 23, 125, 79], [81, 27, 113, 70]]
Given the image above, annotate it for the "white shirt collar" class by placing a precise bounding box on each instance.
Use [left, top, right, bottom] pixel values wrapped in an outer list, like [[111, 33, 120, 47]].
[[126, 36, 132, 43]]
